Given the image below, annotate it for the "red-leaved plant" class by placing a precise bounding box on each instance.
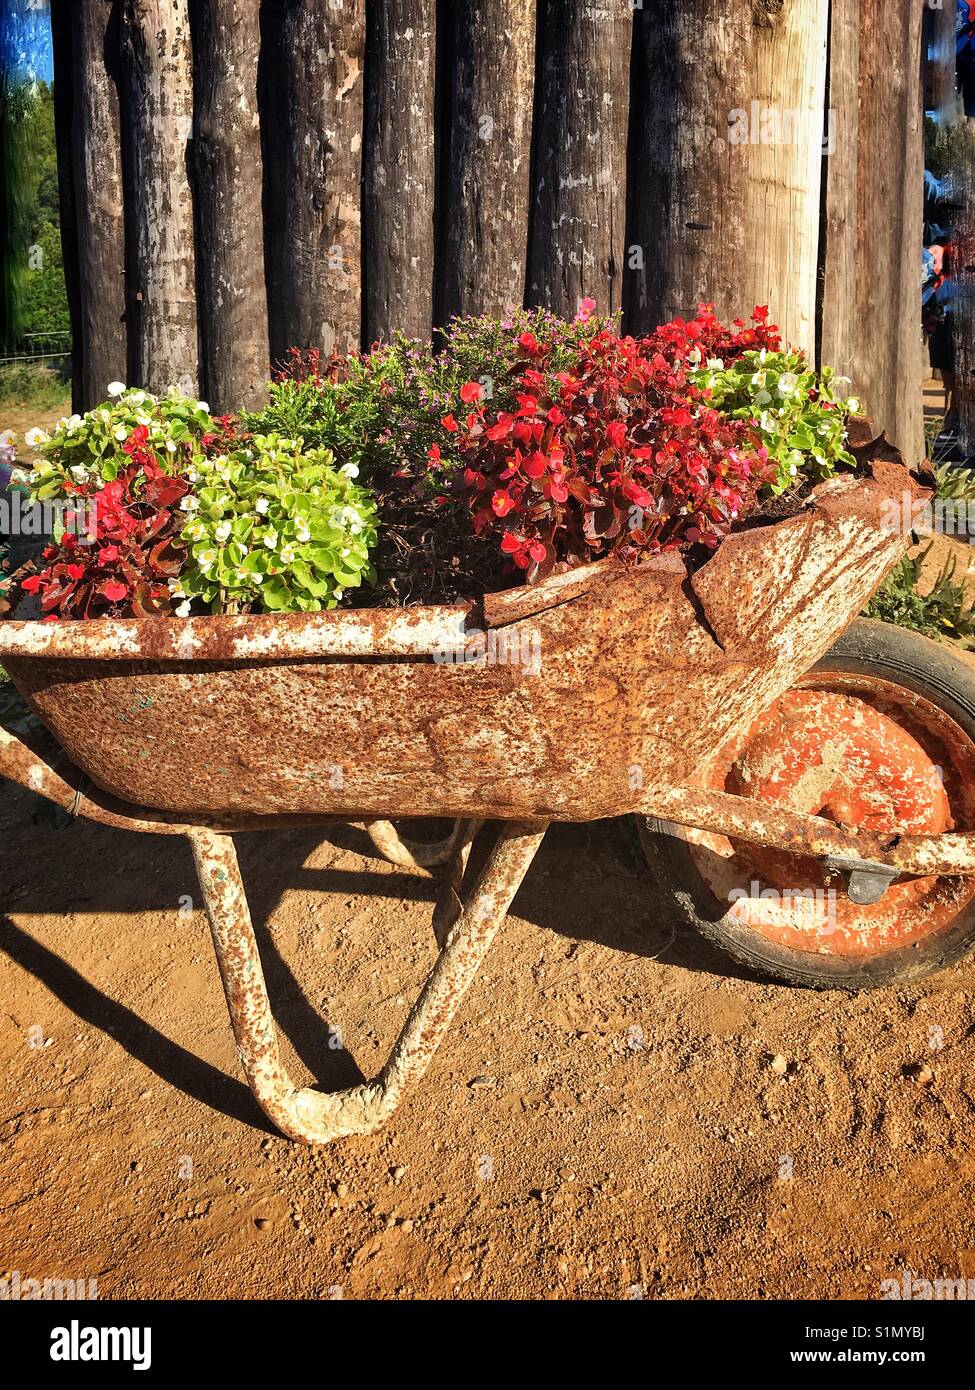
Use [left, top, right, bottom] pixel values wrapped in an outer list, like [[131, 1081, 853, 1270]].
[[19, 451, 190, 620], [440, 306, 778, 579]]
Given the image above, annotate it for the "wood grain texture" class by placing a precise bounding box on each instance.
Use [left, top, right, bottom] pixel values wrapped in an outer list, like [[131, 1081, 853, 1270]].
[[192, 0, 269, 410], [363, 0, 437, 343], [527, 0, 630, 318], [818, 0, 858, 384], [852, 1, 924, 462], [120, 0, 199, 394], [627, 0, 829, 354], [265, 0, 364, 362], [437, 0, 535, 323]]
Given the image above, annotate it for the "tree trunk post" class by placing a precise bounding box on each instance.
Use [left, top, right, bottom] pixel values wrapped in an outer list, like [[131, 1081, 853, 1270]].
[[628, 0, 829, 355], [437, 0, 536, 324], [266, 0, 364, 364], [527, 0, 631, 319], [363, 0, 437, 344], [120, 0, 199, 395], [192, 0, 270, 411]]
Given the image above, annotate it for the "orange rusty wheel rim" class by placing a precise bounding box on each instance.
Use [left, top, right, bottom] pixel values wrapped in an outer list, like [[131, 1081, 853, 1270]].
[[688, 674, 975, 959]]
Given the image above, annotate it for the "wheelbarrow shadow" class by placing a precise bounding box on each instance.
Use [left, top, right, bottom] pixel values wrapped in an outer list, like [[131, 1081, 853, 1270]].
[[0, 808, 760, 1134]]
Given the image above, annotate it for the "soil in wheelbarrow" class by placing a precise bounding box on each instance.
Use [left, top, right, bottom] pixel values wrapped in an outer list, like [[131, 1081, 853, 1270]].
[[2, 795, 975, 1301]]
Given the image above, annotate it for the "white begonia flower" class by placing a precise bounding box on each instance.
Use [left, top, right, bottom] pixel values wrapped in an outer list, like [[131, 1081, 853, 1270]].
[[175, 600, 192, 618], [180, 495, 199, 511], [255, 497, 269, 515], [185, 468, 199, 483], [777, 372, 799, 397], [69, 465, 89, 483], [214, 520, 232, 543], [136, 413, 151, 426], [846, 396, 860, 413], [24, 427, 48, 448], [107, 381, 126, 397], [263, 530, 278, 549], [166, 440, 177, 453], [97, 408, 110, 422], [280, 545, 296, 564], [706, 358, 724, 371], [66, 414, 83, 432], [295, 521, 311, 543], [340, 463, 359, 479], [198, 550, 217, 572], [113, 424, 128, 441], [334, 588, 344, 601], [750, 370, 767, 389]]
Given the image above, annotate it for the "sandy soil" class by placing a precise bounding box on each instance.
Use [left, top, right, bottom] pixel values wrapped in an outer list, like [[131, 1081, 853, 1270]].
[[2, 797, 975, 1301], [0, 395, 73, 444]]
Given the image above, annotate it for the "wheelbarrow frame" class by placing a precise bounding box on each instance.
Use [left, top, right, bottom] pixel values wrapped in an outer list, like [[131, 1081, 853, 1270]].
[[3, 718, 975, 1143], [4, 452, 975, 1143]]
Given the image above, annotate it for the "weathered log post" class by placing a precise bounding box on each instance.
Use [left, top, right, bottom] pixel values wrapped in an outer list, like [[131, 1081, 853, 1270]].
[[191, 0, 269, 411], [363, 0, 437, 343], [822, 1, 923, 462], [437, 0, 536, 323], [265, 0, 364, 364], [120, 0, 198, 395], [627, 0, 829, 355], [64, 0, 127, 411], [527, 0, 631, 318], [818, 0, 858, 388]]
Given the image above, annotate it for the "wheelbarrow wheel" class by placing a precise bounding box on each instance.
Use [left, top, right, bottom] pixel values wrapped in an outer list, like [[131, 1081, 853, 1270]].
[[640, 619, 975, 990]]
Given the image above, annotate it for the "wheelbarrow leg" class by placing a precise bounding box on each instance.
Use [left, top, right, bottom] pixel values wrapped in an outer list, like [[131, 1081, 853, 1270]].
[[189, 820, 548, 1144]]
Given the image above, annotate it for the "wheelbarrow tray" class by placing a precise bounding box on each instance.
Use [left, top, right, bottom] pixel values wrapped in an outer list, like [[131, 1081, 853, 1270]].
[[0, 460, 921, 823]]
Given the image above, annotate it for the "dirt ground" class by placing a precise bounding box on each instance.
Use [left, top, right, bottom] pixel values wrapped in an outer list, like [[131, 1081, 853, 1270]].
[[2, 795, 975, 1301]]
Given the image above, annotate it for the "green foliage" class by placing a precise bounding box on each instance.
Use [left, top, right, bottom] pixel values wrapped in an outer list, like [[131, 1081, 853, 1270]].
[[691, 349, 857, 494], [934, 461, 975, 503], [0, 361, 68, 409], [174, 434, 377, 614], [863, 546, 975, 646], [23, 385, 217, 498], [1, 78, 68, 349], [242, 308, 618, 487]]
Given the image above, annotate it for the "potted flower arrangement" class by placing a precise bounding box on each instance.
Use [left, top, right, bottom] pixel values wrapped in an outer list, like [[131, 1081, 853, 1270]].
[[1, 303, 864, 622]]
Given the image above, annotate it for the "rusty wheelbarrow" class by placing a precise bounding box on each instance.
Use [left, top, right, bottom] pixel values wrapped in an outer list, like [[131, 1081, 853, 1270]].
[[3, 450, 975, 1144]]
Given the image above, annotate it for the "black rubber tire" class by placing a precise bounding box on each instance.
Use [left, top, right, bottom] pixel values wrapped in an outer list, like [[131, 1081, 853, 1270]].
[[640, 619, 975, 991]]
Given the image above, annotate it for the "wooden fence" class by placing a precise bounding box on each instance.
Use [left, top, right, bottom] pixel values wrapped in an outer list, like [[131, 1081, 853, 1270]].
[[50, 0, 924, 462]]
